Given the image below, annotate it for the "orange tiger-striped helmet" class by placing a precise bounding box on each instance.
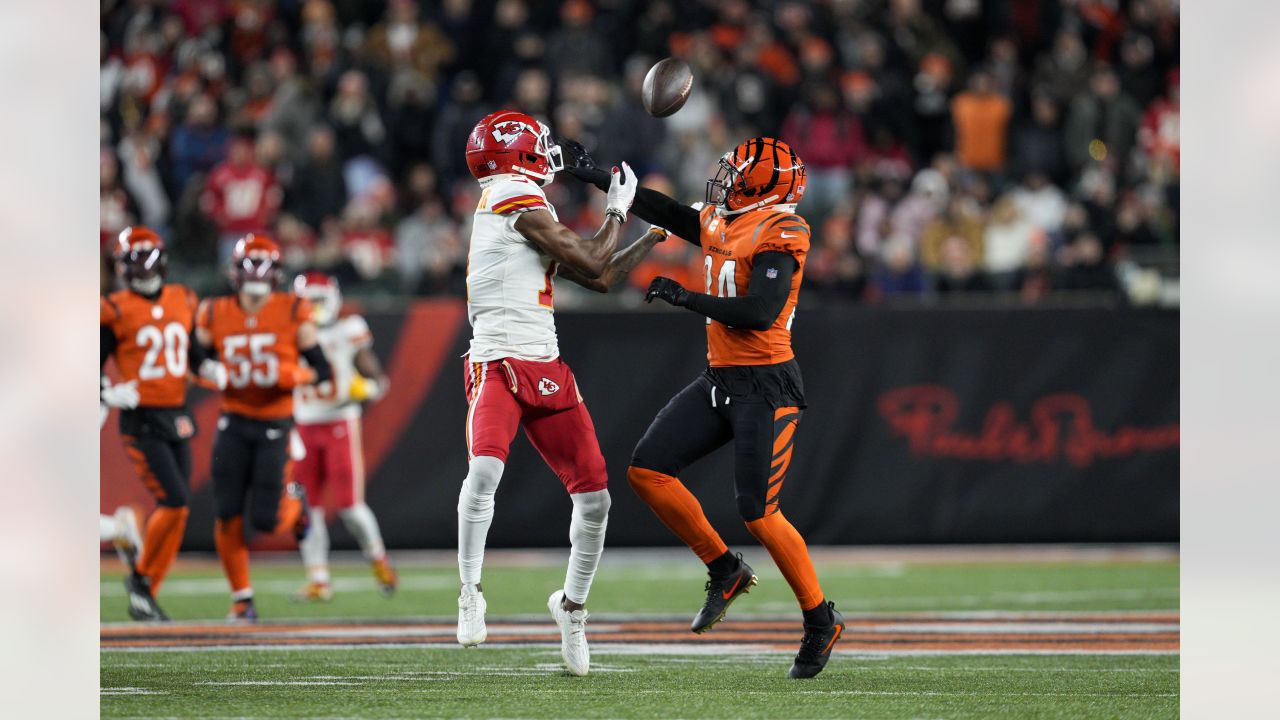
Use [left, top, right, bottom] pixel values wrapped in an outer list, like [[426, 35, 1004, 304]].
[[230, 233, 283, 295], [705, 137, 807, 215]]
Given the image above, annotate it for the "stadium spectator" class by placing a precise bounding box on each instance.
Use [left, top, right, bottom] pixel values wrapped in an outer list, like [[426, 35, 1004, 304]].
[[201, 133, 282, 263], [363, 0, 455, 81], [1064, 64, 1142, 172], [329, 70, 387, 164], [1011, 93, 1067, 184], [983, 195, 1041, 289], [167, 94, 227, 199], [933, 234, 992, 295], [1139, 69, 1180, 185], [396, 197, 465, 296], [806, 210, 867, 300], [1010, 172, 1068, 235], [920, 195, 985, 272], [950, 70, 1012, 173], [100, 149, 135, 248], [870, 235, 926, 298], [287, 125, 348, 231], [781, 83, 866, 213]]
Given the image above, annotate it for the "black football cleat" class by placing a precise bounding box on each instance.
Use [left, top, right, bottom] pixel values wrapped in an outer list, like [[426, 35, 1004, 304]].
[[789, 602, 845, 679], [228, 598, 259, 622], [124, 572, 169, 622], [690, 554, 757, 633]]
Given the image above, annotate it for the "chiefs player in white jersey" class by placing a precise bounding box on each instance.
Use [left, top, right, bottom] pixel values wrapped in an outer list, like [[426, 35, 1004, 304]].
[[291, 272, 396, 601], [456, 110, 665, 676]]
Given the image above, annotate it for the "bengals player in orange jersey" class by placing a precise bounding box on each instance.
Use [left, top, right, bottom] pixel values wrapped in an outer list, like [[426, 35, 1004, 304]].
[[194, 234, 333, 621], [564, 138, 844, 678], [101, 226, 229, 621]]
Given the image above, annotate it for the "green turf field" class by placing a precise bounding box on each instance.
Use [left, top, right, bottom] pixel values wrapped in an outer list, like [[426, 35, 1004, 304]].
[[101, 547, 1179, 719]]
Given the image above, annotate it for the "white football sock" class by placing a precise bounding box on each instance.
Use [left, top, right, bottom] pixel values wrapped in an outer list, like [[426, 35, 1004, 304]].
[[339, 503, 386, 561], [100, 514, 118, 542], [564, 489, 611, 605], [457, 456, 504, 586], [299, 507, 330, 583]]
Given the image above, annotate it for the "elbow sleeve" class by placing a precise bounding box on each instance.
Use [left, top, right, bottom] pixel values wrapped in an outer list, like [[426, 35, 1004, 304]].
[[632, 188, 702, 243], [300, 345, 333, 384]]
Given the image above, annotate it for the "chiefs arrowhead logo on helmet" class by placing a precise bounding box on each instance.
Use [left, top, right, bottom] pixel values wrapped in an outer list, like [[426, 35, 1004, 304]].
[[466, 110, 564, 186]]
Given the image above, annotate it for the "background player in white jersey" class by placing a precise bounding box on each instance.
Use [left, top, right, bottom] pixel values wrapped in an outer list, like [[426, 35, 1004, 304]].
[[456, 109, 662, 676], [291, 271, 396, 601]]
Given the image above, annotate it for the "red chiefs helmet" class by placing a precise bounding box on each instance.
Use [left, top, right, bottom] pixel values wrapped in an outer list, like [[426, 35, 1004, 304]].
[[706, 137, 807, 215], [230, 233, 284, 295], [293, 271, 341, 326], [114, 226, 167, 295], [465, 110, 564, 185]]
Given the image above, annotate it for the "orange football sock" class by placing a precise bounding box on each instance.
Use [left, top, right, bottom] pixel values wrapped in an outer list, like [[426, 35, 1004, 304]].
[[136, 506, 189, 594], [273, 486, 302, 536], [214, 516, 251, 594], [745, 511, 825, 611], [627, 466, 728, 564]]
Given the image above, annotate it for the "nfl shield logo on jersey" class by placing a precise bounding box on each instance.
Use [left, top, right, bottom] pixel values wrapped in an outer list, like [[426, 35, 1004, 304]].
[[539, 377, 561, 396], [766, 268, 778, 279]]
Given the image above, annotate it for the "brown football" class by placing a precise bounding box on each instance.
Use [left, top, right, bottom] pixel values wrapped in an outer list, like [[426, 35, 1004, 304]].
[[642, 57, 693, 118]]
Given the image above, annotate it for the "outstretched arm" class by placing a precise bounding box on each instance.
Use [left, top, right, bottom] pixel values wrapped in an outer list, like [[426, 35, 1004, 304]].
[[514, 163, 638, 279], [560, 140, 701, 244], [558, 227, 669, 293], [645, 251, 796, 331], [515, 209, 623, 280]]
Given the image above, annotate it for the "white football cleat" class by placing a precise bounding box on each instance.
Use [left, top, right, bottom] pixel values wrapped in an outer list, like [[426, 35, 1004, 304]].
[[548, 589, 590, 676], [457, 584, 487, 647], [113, 506, 143, 573]]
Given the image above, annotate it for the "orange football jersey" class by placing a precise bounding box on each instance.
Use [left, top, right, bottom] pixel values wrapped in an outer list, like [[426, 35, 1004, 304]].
[[101, 284, 198, 408], [197, 292, 313, 420], [698, 206, 810, 367]]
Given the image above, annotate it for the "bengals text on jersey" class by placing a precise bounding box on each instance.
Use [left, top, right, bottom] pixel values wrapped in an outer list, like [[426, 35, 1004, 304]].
[[100, 284, 198, 408], [697, 205, 810, 367], [196, 292, 313, 420]]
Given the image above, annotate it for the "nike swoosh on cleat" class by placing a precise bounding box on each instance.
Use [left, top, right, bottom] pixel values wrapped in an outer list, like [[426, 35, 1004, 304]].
[[721, 575, 744, 600], [820, 624, 844, 655], [780, 232, 797, 238]]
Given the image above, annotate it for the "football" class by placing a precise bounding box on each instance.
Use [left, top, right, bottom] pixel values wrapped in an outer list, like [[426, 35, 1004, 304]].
[[641, 57, 693, 117]]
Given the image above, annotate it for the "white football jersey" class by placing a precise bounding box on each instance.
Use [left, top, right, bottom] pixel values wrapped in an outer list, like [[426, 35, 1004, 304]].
[[466, 174, 560, 362], [294, 315, 373, 424]]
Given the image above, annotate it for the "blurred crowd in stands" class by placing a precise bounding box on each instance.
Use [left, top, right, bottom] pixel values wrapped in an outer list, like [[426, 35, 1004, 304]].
[[101, 0, 1179, 306]]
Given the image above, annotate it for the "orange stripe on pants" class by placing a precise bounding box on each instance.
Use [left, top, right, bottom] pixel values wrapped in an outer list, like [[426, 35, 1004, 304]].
[[627, 466, 728, 564]]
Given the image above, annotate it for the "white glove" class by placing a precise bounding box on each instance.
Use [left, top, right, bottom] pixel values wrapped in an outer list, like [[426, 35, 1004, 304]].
[[605, 162, 637, 222], [101, 380, 140, 409], [100, 403, 109, 428], [198, 359, 229, 390]]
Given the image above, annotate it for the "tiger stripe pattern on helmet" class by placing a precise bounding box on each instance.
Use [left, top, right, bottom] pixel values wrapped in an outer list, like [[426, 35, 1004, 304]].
[[710, 137, 807, 214]]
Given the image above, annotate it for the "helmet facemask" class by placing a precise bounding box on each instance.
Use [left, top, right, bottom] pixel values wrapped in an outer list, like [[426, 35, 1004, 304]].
[[235, 254, 279, 298], [120, 244, 166, 296], [705, 154, 745, 209]]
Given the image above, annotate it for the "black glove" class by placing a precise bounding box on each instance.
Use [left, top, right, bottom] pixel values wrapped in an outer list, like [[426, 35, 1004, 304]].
[[558, 137, 611, 191], [645, 276, 692, 307]]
